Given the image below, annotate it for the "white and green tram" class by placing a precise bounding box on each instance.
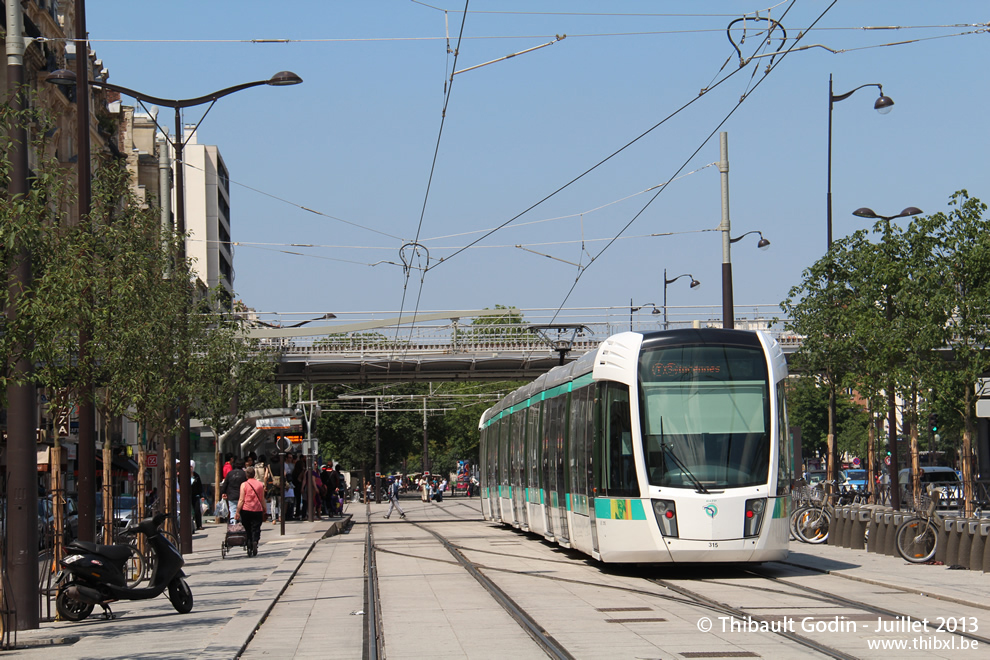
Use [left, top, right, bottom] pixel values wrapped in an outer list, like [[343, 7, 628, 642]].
[[478, 328, 792, 563]]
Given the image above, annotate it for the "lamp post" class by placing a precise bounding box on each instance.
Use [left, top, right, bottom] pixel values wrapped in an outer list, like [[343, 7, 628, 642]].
[[825, 78, 893, 497], [629, 300, 660, 332], [853, 205, 922, 512], [663, 270, 700, 330], [721, 229, 770, 330], [827, 75, 894, 250], [47, 68, 303, 553]]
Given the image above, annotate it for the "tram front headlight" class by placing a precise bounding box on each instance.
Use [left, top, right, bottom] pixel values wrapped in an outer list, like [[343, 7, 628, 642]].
[[652, 499, 678, 538], [744, 498, 767, 538]]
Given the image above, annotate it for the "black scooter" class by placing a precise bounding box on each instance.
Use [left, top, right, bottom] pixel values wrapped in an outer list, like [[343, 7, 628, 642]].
[[55, 512, 193, 620]]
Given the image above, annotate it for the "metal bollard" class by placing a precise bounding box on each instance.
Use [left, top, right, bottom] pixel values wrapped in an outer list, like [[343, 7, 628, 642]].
[[944, 519, 961, 566], [884, 512, 902, 556], [957, 519, 975, 569], [967, 521, 984, 572], [850, 507, 871, 550], [935, 517, 952, 565], [829, 506, 845, 546], [867, 508, 884, 553], [839, 506, 853, 547]]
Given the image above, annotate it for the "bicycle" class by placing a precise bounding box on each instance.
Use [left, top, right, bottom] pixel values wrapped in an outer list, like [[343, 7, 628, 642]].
[[792, 481, 846, 544], [895, 486, 945, 563]]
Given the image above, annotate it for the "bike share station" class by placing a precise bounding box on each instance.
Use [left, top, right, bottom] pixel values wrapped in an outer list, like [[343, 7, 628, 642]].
[[796, 381, 990, 570]]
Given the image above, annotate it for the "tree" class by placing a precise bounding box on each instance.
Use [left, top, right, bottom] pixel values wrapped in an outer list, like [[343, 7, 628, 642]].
[[923, 191, 990, 515], [782, 231, 874, 486]]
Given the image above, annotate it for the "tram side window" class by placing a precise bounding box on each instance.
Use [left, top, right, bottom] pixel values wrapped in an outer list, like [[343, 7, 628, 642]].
[[527, 402, 541, 502], [497, 416, 509, 488], [598, 383, 638, 497], [569, 385, 592, 514], [776, 381, 792, 495]]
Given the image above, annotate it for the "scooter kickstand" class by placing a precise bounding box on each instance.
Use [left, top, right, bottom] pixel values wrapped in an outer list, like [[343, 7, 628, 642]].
[[100, 604, 115, 620]]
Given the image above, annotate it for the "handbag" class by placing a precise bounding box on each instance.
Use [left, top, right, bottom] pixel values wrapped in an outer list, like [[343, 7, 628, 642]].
[[215, 498, 230, 521]]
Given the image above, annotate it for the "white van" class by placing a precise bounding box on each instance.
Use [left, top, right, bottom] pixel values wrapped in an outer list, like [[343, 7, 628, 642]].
[[897, 466, 962, 507]]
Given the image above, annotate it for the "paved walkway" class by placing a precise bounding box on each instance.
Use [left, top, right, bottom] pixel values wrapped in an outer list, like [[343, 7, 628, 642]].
[[5, 497, 988, 659]]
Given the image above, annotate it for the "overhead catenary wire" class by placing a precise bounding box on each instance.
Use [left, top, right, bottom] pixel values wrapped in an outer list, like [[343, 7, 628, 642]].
[[538, 0, 837, 336]]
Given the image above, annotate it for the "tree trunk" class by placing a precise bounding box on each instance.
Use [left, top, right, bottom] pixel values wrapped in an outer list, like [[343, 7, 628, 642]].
[[867, 401, 876, 502], [102, 417, 114, 543], [910, 387, 920, 510], [826, 379, 837, 497], [963, 388, 975, 518]]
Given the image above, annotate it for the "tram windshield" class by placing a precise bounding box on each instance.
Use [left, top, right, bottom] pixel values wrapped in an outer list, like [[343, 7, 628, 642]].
[[638, 344, 771, 489]]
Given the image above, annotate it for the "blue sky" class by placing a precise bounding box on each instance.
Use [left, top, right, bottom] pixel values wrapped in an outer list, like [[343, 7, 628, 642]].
[[86, 2, 989, 327]]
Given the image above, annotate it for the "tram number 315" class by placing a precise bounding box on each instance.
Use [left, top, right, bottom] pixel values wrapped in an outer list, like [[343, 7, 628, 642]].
[[709, 542, 718, 548]]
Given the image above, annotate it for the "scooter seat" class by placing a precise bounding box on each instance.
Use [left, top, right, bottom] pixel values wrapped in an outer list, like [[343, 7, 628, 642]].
[[66, 540, 134, 563]]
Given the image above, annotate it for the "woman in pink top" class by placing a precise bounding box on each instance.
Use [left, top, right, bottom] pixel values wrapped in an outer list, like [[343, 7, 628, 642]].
[[237, 466, 268, 557]]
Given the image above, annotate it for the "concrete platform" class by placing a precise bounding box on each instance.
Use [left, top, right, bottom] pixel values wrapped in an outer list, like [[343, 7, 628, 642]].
[[6, 496, 988, 659]]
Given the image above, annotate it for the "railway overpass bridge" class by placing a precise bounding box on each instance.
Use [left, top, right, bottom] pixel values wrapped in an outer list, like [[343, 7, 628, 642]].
[[243, 306, 796, 385]]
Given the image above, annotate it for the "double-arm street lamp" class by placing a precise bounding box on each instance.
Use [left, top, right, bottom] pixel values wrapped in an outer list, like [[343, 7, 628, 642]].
[[47, 68, 303, 553], [853, 205, 922, 512], [663, 270, 700, 330], [827, 75, 894, 249]]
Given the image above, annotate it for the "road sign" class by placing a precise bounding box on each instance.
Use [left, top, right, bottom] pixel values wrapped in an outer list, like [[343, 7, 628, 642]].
[[852, 457, 860, 467], [146, 453, 159, 468], [884, 455, 891, 466]]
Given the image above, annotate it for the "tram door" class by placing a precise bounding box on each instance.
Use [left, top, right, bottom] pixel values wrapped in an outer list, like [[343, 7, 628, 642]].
[[486, 418, 500, 521], [547, 396, 569, 543], [511, 410, 527, 527], [541, 401, 554, 539]]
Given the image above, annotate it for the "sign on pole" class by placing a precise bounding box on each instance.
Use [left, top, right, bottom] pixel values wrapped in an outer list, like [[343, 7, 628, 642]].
[[146, 453, 159, 468]]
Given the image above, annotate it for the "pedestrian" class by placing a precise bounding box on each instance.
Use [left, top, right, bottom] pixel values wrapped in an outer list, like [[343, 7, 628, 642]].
[[236, 466, 268, 557], [323, 463, 339, 516], [384, 478, 406, 520], [222, 453, 234, 479], [190, 460, 204, 530], [220, 459, 247, 522], [283, 455, 296, 521], [291, 454, 306, 518]]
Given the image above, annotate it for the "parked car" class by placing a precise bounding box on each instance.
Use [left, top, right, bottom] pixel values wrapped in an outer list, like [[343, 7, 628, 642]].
[[897, 466, 963, 507], [840, 469, 868, 492]]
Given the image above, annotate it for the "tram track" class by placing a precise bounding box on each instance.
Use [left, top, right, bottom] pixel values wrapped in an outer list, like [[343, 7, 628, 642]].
[[370, 513, 990, 658], [371, 516, 846, 658], [366, 511, 574, 659]]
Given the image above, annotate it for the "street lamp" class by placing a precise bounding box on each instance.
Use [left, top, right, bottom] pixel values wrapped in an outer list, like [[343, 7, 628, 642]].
[[721, 229, 770, 330], [663, 270, 700, 330], [47, 68, 303, 553], [853, 205, 922, 512], [629, 301, 661, 332], [827, 75, 894, 249]]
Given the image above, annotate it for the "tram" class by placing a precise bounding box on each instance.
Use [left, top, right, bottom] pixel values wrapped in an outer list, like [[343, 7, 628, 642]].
[[478, 328, 791, 563]]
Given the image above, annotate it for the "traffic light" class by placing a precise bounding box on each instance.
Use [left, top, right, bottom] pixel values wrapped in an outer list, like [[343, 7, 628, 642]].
[[928, 413, 939, 434]]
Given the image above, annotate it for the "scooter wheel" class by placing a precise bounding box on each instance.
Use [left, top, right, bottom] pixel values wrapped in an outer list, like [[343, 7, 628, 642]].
[[168, 577, 194, 614], [56, 587, 95, 622]]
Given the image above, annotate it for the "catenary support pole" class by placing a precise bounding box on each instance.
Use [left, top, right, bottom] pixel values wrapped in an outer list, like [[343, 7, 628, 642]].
[[719, 132, 734, 329]]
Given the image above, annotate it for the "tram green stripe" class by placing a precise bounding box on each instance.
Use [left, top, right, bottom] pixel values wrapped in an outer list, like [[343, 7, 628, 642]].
[[482, 372, 595, 428]]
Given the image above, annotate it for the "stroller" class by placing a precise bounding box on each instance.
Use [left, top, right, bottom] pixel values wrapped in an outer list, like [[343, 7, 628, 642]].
[[221, 521, 248, 558]]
